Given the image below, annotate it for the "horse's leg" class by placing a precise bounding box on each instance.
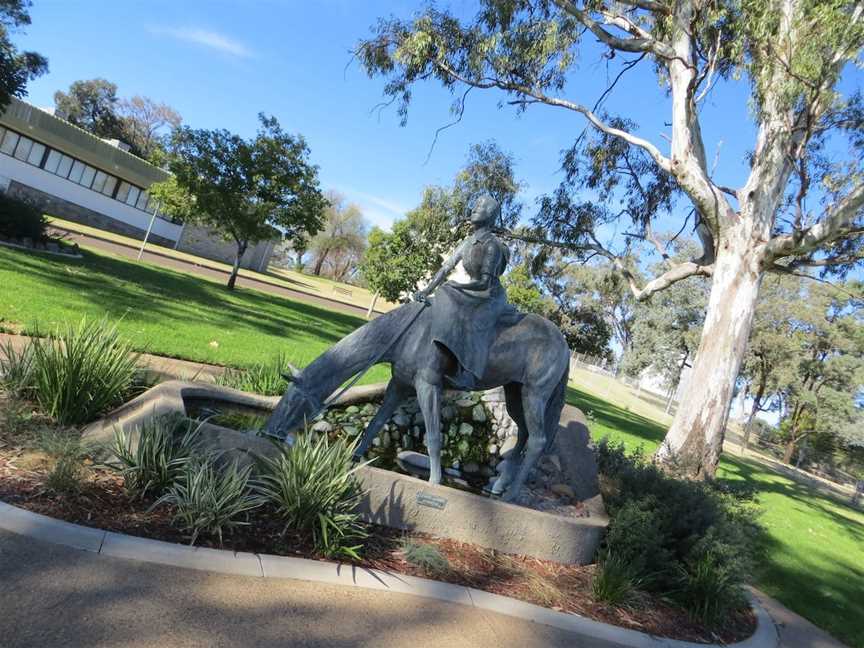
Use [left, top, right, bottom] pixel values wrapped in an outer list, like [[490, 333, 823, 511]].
[[490, 382, 528, 495], [415, 377, 443, 484], [501, 386, 547, 502], [354, 379, 412, 458]]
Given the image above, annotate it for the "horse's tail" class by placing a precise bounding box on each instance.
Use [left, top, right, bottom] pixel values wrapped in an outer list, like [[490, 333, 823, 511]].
[[543, 365, 569, 455]]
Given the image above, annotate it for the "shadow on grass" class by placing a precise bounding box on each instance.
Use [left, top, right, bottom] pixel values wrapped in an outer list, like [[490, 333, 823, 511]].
[[565, 386, 666, 450]]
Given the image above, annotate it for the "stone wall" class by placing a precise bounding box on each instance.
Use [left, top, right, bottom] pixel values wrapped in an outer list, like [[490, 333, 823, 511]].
[[6, 181, 176, 247], [175, 223, 276, 271]]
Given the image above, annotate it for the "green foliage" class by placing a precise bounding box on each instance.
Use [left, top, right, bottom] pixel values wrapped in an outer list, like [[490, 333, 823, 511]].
[[400, 536, 450, 575], [155, 458, 261, 546], [255, 433, 368, 559], [147, 176, 196, 223], [0, 193, 46, 241], [0, 337, 34, 396], [308, 190, 368, 281], [215, 351, 292, 396], [597, 440, 760, 624], [112, 414, 201, 499], [0, 0, 47, 111], [169, 114, 327, 288], [592, 553, 639, 605], [361, 141, 522, 301], [26, 319, 139, 425], [39, 429, 89, 493]]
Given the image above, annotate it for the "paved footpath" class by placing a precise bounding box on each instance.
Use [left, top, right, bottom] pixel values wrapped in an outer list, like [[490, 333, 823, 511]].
[[0, 528, 617, 648]]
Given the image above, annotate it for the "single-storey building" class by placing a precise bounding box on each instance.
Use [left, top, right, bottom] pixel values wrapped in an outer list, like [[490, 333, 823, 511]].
[[0, 97, 277, 271]]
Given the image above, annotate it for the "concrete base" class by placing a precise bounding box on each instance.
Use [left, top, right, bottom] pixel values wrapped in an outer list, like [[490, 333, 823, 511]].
[[83, 380, 607, 565]]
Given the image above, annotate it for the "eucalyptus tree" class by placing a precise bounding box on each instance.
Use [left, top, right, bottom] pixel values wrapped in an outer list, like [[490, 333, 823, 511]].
[[0, 0, 46, 111], [169, 114, 327, 289], [357, 0, 864, 477], [309, 191, 368, 279]]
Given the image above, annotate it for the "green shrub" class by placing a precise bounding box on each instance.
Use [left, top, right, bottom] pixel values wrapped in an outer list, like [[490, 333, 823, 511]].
[[112, 414, 201, 499], [40, 429, 90, 493], [0, 338, 35, 396], [596, 439, 760, 624], [29, 319, 140, 425], [592, 553, 639, 605], [0, 194, 46, 241], [215, 351, 291, 396], [400, 537, 449, 575], [155, 458, 261, 546], [256, 433, 368, 559]]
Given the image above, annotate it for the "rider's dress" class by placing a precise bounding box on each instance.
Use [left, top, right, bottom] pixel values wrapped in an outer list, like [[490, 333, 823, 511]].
[[428, 231, 521, 386]]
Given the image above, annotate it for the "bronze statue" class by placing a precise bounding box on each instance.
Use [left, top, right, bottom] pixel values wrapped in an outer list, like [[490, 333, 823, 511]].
[[265, 195, 570, 502]]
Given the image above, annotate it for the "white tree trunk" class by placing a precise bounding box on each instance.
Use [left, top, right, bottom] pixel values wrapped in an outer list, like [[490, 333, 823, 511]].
[[656, 234, 765, 477]]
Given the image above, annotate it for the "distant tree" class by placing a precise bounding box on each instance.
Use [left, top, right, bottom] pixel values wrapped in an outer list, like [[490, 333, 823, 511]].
[[54, 78, 124, 141], [117, 95, 182, 160], [168, 114, 327, 289], [772, 282, 864, 465], [361, 141, 522, 300], [0, 0, 46, 111], [503, 261, 612, 357], [622, 242, 709, 401], [308, 191, 368, 281]]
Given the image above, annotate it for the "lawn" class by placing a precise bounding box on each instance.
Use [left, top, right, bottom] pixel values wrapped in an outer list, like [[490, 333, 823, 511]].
[[0, 245, 390, 383], [567, 381, 864, 648], [47, 216, 396, 313]]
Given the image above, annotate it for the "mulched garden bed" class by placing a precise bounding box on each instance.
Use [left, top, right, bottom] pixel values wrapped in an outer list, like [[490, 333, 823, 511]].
[[0, 398, 755, 645]]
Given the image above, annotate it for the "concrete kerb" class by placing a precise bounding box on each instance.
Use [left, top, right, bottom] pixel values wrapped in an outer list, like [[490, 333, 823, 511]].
[[0, 500, 777, 648]]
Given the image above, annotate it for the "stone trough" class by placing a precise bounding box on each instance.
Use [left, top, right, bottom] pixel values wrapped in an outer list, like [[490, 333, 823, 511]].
[[83, 380, 608, 565]]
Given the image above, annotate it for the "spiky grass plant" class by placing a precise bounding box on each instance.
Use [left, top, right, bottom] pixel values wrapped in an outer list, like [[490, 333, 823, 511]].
[[30, 319, 139, 425], [155, 458, 262, 546], [255, 433, 368, 559], [215, 351, 292, 396], [400, 536, 450, 575], [674, 550, 745, 626], [592, 553, 639, 606], [112, 414, 201, 499], [0, 338, 35, 396], [40, 429, 91, 493]]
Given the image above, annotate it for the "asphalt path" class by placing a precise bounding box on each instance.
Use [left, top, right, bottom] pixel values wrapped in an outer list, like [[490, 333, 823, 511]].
[[51, 226, 375, 320], [0, 528, 614, 648]]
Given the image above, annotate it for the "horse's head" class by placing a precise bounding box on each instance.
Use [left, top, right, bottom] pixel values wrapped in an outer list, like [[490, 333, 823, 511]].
[[262, 363, 320, 442]]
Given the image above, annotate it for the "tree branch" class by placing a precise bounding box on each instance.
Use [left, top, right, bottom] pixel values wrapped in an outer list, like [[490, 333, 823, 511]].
[[552, 0, 676, 58], [765, 182, 864, 262]]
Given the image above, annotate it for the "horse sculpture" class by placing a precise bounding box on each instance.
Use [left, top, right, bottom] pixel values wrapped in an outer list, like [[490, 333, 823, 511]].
[[263, 300, 569, 502]]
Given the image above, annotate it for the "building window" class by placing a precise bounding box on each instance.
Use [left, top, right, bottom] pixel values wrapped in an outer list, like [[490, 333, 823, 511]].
[[55, 154, 73, 178], [91, 170, 108, 193], [1, 130, 20, 155], [27, 142, 45, 166], [43, 149, 61, 173], [13, 136, 33, 161], [135, 190, 150, 210], [115, 181, 131, 203], [68, 160, 85, 184], [79, 165, 96, 188], [101, 175, 117, 197], [125, 185, 140, 207]]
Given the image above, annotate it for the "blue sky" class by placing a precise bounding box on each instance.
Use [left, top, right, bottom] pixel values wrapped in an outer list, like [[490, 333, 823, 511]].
[[12, 0, 846, 237]]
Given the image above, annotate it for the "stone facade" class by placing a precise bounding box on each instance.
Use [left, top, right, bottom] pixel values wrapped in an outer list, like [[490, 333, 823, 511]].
[[175, 223, 277, 271], [6, 181, 176, 247]]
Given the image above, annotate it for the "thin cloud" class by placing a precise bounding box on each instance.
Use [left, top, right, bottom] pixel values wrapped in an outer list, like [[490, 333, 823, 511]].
[[149, 26, 254, 59]]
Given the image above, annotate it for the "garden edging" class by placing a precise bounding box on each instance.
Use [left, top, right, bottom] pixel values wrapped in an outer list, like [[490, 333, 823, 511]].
[[0, 499, 778, 648]]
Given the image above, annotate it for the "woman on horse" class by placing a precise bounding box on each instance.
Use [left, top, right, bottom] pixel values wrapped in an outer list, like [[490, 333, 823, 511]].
[[413, 194, 521, 390]]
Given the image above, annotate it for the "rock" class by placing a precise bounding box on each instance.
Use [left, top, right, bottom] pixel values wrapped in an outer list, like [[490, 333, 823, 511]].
[[455, 398, 476, 408], [412, 425, 422, 438], [380, 431, 391, 447], [499, 436, 518, 457], [372, 436, 381, 448], [311, 420, 333, 434], [441, 405, 457, 420], [487, 443, 499, 455], [402, 434, 411, 448], [345, 405, 360, 415], [450, 461, 460, 471], [551, 483, 576, 499], [481, 387, 506, 403], [391, 413, 411, 427], [362, 404, 376, 415], [472, 405, 487, 423], [342, 425, 359, 436], [462, 461, 480, 474], [458, 422, 474, 436]]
